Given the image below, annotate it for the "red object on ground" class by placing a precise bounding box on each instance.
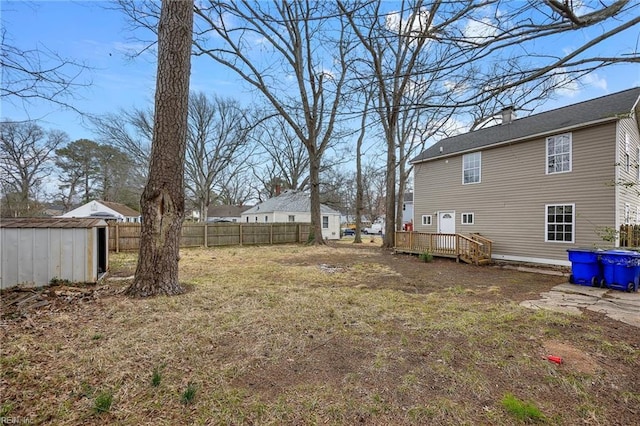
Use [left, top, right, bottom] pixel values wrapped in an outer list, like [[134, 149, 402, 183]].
[[547, 355, 563, 364]]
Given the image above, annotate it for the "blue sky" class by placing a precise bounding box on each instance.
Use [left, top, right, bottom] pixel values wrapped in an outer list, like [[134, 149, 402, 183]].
[[1, 1, 640, 143], [1, 0, 247, 139]]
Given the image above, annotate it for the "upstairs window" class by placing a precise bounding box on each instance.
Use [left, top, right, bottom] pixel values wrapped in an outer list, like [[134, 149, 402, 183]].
[[462, 152, 481, 184], [546, 134, 571, 174], [422, 215, 432, 226], [288, 215, 295, 222]]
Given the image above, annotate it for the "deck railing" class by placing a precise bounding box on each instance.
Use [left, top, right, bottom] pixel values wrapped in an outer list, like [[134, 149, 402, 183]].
[[394, 231, 493, 265]]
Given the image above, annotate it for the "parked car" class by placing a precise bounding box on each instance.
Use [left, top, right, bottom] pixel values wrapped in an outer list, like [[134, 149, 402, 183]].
[[363, 223, 383, 234], [342, 228, 355, 236]]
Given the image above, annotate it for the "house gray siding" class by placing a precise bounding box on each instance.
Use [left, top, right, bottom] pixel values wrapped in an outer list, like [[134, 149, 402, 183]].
[[414, 122, 618, 265], [616, 114, 640, 229]]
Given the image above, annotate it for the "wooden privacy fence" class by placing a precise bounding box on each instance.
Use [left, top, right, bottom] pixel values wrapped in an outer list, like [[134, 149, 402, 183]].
[[619, 224, 640, 247], [109, 222, 312, 252]]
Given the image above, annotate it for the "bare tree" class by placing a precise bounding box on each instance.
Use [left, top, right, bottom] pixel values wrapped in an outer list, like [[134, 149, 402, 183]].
[[252, 115, 311, 198], [185, 92, 254, 221], [339, 0, 436, 247], [91, 107, 154, 176], [1, 27, 89, 112], [218, 170, 255, 206], [0, 120, 67, 217], [126, 0, 194, 297], [193, 1, 353, 244]]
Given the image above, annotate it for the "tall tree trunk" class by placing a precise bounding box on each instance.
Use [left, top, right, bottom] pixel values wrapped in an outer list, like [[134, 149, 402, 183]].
[[126, 0, 193, 297], [308, 152, 325, 245], [383, 126, 396, 248]]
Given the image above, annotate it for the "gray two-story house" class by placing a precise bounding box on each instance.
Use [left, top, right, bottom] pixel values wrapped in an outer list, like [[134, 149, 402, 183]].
[[411, 87, 640, 266]]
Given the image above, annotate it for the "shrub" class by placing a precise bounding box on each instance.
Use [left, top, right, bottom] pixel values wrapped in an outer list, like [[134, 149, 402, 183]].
[[419, 250, 433, 263]]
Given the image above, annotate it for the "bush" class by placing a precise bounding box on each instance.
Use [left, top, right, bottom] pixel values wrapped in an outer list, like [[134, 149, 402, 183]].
[[419, 251, 433, 263]]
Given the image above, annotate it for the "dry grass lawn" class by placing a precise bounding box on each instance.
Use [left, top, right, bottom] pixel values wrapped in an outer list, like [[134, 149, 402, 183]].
[[1, 242, 639, 425]]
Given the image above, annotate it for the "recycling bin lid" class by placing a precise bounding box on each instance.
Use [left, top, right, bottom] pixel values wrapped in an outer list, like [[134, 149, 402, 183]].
[[602, 249, 640, 256]]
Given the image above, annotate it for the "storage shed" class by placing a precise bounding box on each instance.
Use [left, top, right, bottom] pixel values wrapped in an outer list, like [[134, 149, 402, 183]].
[[0, 218, 108, 289]]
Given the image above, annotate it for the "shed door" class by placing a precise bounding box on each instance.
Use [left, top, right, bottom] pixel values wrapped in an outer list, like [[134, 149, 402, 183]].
[[97, 227, 107, 275]]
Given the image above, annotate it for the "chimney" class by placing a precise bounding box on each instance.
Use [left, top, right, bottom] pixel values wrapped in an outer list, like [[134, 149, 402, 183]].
[[275, 184, 281, 196], [501, 106, 516, 125]]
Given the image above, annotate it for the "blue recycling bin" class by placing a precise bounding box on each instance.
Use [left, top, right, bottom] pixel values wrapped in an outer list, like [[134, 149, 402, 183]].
[[600, 250, 640, 292], [567, 248, 602, 287]]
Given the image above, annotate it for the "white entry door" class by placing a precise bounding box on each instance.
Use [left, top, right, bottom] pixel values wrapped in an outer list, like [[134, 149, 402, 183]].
[[437, 211, 456, 251], [438, 211, 456, 234]]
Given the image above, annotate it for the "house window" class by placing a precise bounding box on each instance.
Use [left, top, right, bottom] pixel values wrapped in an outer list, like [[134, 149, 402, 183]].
[[625, 204, 631, 224], [246, 217, 249, 223], [422, 215, 432, 226], [322, 216, 329, 229], [265, 216, 268, 223], [288, 215, 295, 222], [625, 153, 631, 173], [546, 133, 571, 174], [461, 213, 474, 225], [637, 147, 640, 182], [545, 204, 574, 243], [255, 216, 258, 222], [462, 152, 481, 184]]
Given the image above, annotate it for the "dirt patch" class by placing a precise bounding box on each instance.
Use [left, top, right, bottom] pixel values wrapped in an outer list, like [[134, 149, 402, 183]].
[[543, 340, 601, 375]]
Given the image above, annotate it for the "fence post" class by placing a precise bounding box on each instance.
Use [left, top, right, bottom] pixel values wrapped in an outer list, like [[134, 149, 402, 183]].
[[270, 223, 273, 244], [204, 222, 208, 248], [115, 223, 120, 253], [239, 224, 243, 246]]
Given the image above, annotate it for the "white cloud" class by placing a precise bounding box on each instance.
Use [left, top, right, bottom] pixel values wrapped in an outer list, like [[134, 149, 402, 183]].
[[582, 72, 608, 91], [463, 17, 497, 43], [385, 7, 430, 36], [552, 68, 609, 98]]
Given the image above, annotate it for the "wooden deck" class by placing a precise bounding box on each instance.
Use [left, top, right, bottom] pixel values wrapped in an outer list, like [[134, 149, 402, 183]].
[[394, 231, 493, 265]]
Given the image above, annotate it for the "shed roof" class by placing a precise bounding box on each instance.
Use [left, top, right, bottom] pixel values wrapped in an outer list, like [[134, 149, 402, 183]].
[[243, 190, 340, 215], [0, 218, 107, 228], [412, 87, 640, 164]]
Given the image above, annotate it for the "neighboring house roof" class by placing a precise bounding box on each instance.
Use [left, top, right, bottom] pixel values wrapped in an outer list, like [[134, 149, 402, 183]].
[[207, 205, 252, 217], [412, 87, 640, 164], [60, 200, 140, 220], [99, 201, 140, 217], [0, 218, 107, 228], [243, 190, 340, 215]]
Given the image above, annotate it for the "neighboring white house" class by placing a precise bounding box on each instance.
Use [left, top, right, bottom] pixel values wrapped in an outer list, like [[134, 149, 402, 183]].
[[241, 190, 341, 240], [401, 192, 414, 228], [60, 200, 141, 223]]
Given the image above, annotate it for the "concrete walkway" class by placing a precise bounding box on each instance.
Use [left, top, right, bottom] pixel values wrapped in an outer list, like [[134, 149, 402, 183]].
[[520, 283, 640, 328]]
